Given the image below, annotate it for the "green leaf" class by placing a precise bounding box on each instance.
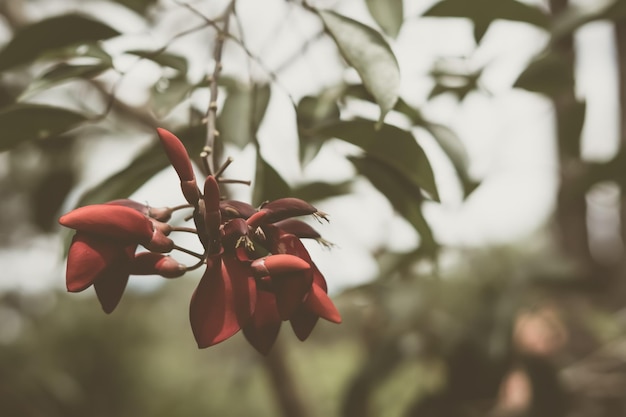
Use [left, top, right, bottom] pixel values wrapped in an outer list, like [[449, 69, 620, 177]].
[[552, 1, 626, 40], [78, 125, 206, 206], [112, 0, 158, 14], [365, 0, 404, 38], [41, 42, 113, 65], [217, 83, 271, 149], [125, 50, 188, 73], [317, 119, 440, 201], [253, 156, 291, 207], [343, 86, 477, 197], [291, 180, 353, 202], [297, 94, 341, 165], [150, 75, 193, 118], [318, 10, 400, 125], [0, 104, 87, 151], [350, 155, 437, 255], [420, 122, 478, 197], [514, 51, 574, 97], [20, 62, 111, 99], [423, 0, 549, 43], [0, 14, 120, 72]]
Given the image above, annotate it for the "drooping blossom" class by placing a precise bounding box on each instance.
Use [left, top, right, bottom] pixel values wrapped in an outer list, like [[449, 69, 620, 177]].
[[59, 128, 341, 354]]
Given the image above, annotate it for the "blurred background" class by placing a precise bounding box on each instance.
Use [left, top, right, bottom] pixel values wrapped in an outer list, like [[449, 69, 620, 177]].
[[2, 0, 626, 416]]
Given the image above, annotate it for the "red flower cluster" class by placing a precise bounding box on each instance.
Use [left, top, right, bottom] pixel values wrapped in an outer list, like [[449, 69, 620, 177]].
[[59, 128, 341, 354]]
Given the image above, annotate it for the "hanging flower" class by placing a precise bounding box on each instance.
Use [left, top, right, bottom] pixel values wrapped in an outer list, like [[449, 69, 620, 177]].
[[59, 128, 341, 354]]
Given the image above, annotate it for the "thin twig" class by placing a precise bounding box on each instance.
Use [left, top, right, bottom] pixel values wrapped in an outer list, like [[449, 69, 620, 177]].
[[173, 245, 205, 259], [203, 0, 236, 175], [171, 226, 198, 234], [178, 0, 296, 108]]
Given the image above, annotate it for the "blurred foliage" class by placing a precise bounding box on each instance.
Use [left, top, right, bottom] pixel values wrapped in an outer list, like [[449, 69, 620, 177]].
[[3, 0, 626, 416]]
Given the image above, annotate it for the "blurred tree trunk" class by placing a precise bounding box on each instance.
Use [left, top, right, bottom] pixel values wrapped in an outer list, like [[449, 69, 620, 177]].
[[263, 340, 313, 417], [550, 0, 598, 280], [616, 22, 626, 257]]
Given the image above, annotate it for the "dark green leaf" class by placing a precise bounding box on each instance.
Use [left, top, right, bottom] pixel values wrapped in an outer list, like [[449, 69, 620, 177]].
[[514, 51, 574, 97], [150, 75, 193, 118], [365, 0, 404, 38], [253, 156, 291, 207], [112, 0, 158, 14], [0, 104, 87, 151], [419, 123, 478, 197], [291, 180, 353, 202], [297, 94, 341, 165], [317, 119, 440, 201], [343, 87, 477, 197], [78, 125, 206, 206], [20, 62, 111, 99], [41, 42, 113, 65], [558, 100, 586, 157], [423, 0, 475, 17], [126, 50, 188, 73], [350, 155, 437, 254], [423, 0, 549, 43], [218, 83, 271, 149], [0, 14, 120, 72], [318, 10, 400, 125], [552, 1, 626, 40]]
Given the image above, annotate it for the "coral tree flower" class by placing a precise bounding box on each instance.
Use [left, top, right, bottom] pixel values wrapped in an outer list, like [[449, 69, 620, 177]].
[[59, 127, 341, 354], [59, 202, 182, 313], [154, 128, 341, 354]]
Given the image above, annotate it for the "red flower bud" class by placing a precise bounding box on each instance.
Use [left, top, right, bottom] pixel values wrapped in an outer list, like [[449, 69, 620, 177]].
[[59, 205, 154, 243], [156, 128, 201, 205], [149, 218, 173, 235], [130, 252, 186, 278], [273, 219, 320, 239], [157, 128, 195, 181], [250, 254, 310, 277], [203, 176, 221, 232], [220, 200, 257, 219], [144, 229, 175, 253], [105, 199, 172, 222], [247, 198, 327, 227]]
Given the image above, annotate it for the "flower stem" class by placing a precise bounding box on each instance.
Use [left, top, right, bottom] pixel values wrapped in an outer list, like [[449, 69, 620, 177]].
[[171, 227, 198, 234], [203, 0, 236, 175], [172, 245, 204, 259]]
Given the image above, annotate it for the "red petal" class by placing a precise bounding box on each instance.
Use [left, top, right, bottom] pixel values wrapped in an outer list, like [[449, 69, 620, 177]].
[[250, 254, 310, 277], [59, 205, 154, 243], [257, 198, 320, 224], [273, 219, 321, 239], [222, 254, 257, 326], [289, 306, 319, 341], [243, 291, 281, 355], [92, 245, 134, 314], [305, 283, 341, 323], [157, 128, 195, 181], [220, 200, 257, 219], [272, 270, 313, 320], [66, 233, 123, 292], [105, 199, 172, 222], [189, 256, 240, 348], [264, 228, 329, 292]]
